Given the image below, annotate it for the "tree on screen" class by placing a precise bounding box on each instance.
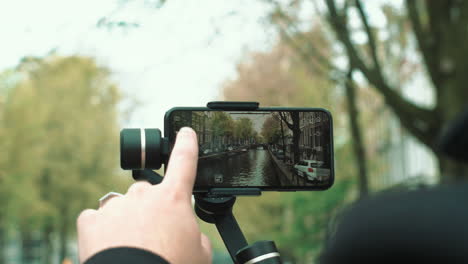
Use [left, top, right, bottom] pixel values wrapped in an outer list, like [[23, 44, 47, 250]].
[[278, 111, 301, 164]]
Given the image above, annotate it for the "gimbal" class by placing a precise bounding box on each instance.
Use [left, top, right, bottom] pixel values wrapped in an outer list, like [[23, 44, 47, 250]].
[[120, 102, 283, 264]]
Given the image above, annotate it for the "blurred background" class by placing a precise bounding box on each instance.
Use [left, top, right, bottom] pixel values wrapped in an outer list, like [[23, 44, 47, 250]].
[[1, 0, 467, 263]]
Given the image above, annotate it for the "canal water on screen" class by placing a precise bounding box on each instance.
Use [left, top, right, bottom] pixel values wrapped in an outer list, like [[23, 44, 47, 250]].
[[196, 149, 280, 187]]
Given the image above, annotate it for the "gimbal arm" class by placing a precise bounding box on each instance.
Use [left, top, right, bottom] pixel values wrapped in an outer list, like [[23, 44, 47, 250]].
[[194, 195, 248, 260]]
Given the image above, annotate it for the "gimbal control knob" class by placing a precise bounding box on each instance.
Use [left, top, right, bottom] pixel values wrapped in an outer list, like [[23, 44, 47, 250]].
[[236, 241, 282, 264]]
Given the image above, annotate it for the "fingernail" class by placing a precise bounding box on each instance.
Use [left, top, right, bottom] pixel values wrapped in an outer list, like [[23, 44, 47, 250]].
[[179, 127, 193, 135]]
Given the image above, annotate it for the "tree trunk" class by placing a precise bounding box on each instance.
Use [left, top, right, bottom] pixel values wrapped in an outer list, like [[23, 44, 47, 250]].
[[291, 112, 300, 164], [345, 70, 369, 197], [438, 157, 468, 183], [436, 78, 468, 181], [58, 216, 69, 263], [279, 118, 286, 163], [41, 224, 53, 264], [21, 230, 34, 264], [0, 226, 5, 264]]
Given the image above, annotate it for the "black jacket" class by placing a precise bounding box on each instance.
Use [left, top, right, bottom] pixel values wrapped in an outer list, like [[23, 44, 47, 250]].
[[85, 247, 170, 264], [319, 183, 468, 264]]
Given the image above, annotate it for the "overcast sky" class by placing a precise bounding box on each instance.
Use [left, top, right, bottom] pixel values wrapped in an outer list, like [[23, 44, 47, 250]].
[[1, 0, 419, 133], [0, 0, 276, 131]]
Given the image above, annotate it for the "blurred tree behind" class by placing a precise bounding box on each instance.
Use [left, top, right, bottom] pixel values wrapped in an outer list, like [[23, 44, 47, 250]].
[[0, 55, 130, 264], [267, 0, 468, 182]]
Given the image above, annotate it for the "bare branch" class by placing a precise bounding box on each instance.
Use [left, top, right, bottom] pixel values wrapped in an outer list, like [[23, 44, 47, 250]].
[[355, 0, 381, 70], [278, 112, 293, 130], [324, 0, 437, 148], [345, 67, 368, 197], [406, 0, 441, 92], [278, 28, 338, 78], [269, 3, 351, 84], [271, 5, 340, 75]]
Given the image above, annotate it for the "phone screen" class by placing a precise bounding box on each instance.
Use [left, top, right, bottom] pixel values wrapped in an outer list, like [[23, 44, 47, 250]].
[[166, 108, 334, 191]]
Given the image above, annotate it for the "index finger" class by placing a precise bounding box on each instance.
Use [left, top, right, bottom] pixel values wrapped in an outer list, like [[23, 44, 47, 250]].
[[162, 127, 199, 199]]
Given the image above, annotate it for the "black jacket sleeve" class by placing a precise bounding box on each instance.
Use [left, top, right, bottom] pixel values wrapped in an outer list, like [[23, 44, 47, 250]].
[[84, 247, 170, 264]]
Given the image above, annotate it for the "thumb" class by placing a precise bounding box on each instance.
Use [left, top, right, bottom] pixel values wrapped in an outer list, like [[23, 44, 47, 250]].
[[162, 127, 199, 200]]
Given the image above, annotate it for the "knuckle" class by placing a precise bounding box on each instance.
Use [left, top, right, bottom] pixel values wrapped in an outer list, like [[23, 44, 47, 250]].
[[173, 144, 198, 160], [127, 181, 151, 195], [147, 184, 167, 200], [77, 209, 96, 226], [168, 189, 184, 202], [163, 186, 187, 204]]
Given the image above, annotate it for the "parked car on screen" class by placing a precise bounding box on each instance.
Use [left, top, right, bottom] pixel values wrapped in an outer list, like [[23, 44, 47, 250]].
[[203, 149, 212, 155], [294, 160, 329, 182], [274, 150, 285, 160]]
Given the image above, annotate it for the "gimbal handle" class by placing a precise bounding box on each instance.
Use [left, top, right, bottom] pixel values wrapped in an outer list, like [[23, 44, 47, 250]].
[[194, 195, 282, 264], [194, 195, 247, 260]]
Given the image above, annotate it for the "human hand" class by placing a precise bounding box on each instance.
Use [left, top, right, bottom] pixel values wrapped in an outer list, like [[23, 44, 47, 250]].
[[77, 127, 212, 264]]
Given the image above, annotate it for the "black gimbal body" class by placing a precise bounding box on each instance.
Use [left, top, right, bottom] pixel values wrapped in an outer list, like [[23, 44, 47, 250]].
[[120, 102, 282, 264]]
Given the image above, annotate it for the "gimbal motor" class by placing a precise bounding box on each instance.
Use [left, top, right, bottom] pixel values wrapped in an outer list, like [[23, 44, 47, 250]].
[[120, 128, 169, 170]]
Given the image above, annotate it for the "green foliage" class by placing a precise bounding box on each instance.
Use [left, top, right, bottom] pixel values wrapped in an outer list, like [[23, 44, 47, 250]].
[[261, 116, 282, 144], [0, 55, 130, 258], [279, 178, 353, 258], [235, 118, 254, 140], [282, 141, 358, 258], [210, 112, 235, 137], [209, 112, 255, 144]]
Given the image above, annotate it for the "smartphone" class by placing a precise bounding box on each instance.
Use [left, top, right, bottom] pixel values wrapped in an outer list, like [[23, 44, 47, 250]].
[[164, 107, 334, 191]]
